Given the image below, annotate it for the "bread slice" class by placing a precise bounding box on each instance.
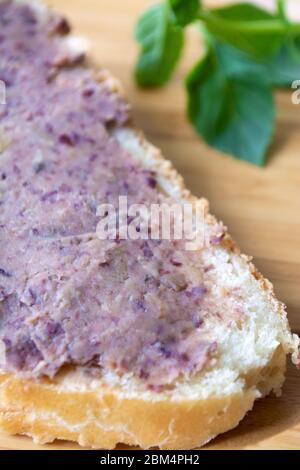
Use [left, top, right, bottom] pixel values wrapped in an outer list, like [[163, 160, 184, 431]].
[[0, 0, 299, 450]]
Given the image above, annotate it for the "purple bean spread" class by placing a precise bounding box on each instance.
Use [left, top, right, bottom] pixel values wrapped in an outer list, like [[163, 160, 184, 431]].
[[0, 1, 243, 389]]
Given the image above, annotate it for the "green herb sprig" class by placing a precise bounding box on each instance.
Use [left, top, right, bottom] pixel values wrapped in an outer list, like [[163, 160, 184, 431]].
[[134, 0, 300, 165]]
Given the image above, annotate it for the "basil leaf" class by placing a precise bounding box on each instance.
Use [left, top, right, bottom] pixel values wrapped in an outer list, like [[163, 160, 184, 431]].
[[211, 3, 274, 22], [200, 3, 292, 58], [213, 38, 300, 87], [169, 0, 200, 27], [186, 47, 275, 165], [134, 3, 184, 87]]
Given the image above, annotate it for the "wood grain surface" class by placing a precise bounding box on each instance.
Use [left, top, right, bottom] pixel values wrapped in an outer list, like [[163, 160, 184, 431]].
[[1, 0, 300, 451]]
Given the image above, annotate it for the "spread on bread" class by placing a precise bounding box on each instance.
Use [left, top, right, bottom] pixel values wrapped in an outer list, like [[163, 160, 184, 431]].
[[0, 1, 257, 389]]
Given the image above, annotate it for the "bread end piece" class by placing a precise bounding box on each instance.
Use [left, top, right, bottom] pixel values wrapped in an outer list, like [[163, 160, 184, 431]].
[[0, 123, 298, 449], [0, 124, 298, 450]]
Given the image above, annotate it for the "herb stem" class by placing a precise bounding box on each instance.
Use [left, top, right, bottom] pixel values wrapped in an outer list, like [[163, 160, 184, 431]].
[[197, 10, 300, 36], [276, 0, 286, 21]]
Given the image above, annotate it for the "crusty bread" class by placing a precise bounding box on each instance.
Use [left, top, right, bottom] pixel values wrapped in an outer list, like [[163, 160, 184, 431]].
[[0, 0, 299, 450]]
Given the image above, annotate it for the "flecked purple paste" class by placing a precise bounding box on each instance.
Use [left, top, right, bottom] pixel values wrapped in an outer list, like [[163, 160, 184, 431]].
[[0, 2, 243, 388]]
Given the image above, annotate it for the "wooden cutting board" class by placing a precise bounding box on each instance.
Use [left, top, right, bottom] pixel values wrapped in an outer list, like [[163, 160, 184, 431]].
[[1, 0, 300, 450]]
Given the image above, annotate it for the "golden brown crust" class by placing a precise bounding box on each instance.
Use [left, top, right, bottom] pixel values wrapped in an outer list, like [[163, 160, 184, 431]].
[[0, 344, 288, 449]]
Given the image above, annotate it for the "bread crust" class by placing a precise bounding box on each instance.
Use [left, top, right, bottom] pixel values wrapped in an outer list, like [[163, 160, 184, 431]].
[[0, 0, 298, 450], [0, 356, 279, 450]]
